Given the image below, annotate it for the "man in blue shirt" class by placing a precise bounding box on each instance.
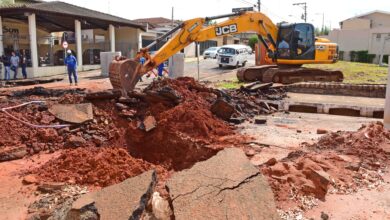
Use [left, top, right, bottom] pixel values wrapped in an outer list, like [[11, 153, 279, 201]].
[[64, 50, 78, 86]]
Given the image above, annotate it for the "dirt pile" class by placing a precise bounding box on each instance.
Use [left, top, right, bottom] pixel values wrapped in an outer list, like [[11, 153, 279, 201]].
[[33, 147, 163, 187], [126, 77, 239, 170], [261, 122, 389, 205]]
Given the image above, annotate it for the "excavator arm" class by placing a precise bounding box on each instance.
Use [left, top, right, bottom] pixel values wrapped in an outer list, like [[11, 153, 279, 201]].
[[145, 11, 278, 71], [109, 11, 279, 92]]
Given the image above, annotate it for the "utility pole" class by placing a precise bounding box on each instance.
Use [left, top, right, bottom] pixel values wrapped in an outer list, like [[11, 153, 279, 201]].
[[293, 2, 307, 22], [257, 0, 261, 12], [171, 7, 174, 28]]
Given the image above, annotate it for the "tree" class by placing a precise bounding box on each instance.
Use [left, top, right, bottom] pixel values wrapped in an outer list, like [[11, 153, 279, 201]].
[[248, 35, 259, 50], [315, 26, 330, 36]]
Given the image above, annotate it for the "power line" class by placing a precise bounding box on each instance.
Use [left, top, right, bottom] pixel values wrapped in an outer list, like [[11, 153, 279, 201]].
[[293, 2, 307, 22], [233, 0, 257, 8]]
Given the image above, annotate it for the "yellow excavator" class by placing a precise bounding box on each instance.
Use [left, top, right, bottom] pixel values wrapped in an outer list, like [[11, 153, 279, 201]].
[[109, 11, 343, 92]]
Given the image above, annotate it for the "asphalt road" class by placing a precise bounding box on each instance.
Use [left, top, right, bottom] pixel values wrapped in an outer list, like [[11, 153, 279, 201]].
[[183, 54, 256, 81]]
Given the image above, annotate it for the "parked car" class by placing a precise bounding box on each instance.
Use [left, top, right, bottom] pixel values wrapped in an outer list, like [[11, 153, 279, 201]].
[[217, 45, 249, 68], [53, 49, 76, 66], [203, 47, 220, 59]]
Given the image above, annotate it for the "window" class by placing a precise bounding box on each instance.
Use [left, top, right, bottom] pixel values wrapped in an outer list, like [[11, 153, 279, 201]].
[[376, 33, 381, 42], [294, 24, 314, 55]]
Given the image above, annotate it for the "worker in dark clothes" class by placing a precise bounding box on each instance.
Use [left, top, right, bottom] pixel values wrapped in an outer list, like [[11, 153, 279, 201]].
[[2, 54, 11, 81], [64, 50, 78, 86], [20, 49, 28, 79]]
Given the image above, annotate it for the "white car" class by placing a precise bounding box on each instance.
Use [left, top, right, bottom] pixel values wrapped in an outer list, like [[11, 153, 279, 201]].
[[203, 47, 220, 59], [217, 45, 249, 68]]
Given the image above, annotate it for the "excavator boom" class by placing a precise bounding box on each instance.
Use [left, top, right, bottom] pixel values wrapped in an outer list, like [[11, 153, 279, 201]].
[[109, 11, 279, 92], [109, 11, 342, 93]]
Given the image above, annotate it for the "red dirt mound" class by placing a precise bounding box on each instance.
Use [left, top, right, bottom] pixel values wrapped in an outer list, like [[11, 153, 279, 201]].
[[127, 77, 239, 170], [34, 147, 165, 187], [261, 122, 390, 204]]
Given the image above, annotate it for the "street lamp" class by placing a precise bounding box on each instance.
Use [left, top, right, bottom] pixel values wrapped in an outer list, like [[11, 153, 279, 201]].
[[292, 2, 307, 22]]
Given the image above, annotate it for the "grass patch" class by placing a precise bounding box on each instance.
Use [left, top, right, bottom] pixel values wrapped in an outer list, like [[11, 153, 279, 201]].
[[215, 80, 244, 89], [305, 61, 388, 84]]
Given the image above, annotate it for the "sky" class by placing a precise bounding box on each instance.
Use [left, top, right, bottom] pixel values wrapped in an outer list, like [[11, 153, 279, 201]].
[[46, 0, 390, 29]]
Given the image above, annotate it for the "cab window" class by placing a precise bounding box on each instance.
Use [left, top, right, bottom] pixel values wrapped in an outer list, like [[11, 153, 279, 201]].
[[277, 23, 315, 60], [292, 24, 315, 59]]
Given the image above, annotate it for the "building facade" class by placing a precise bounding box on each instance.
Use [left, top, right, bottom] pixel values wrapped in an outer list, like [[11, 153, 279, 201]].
[[328, 10, 390, 62], [0, 0, 145, 78]]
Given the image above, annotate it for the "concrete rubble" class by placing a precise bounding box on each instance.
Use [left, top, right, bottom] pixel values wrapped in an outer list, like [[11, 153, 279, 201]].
[[67, 170, 156, 220], [166, 148, 280, 220], [49, 103, 93, 124]]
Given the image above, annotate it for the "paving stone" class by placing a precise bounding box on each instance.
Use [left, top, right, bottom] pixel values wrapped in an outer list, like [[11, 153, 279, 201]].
[[49, 103, 93, 124], [67, 170, 156, 220], [167, 148, 279, 220]]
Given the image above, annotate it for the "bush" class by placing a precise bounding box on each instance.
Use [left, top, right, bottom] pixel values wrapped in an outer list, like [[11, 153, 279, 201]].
[[349, 50, 376, 63], [248, 35, 259, 50], [349, 51, 358, 62], [383, 55, 389, 64], [339, 51, 344, 60]]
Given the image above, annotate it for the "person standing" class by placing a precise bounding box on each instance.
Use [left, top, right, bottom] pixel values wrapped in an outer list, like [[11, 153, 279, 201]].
[[20, 49, 28, 79], [157, 62, 168, 79], [2, 54, 11, 81], [138, 55, 146, 82], [0, 55, 3, 80], [10, 51, 19, 80], [64, 50, 78, 86]]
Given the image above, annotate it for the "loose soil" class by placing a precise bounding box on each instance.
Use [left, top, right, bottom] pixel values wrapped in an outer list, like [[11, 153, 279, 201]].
[[34, 147, 166, 187], [1, 78, 245, 188], [260, 122, 390, 210]]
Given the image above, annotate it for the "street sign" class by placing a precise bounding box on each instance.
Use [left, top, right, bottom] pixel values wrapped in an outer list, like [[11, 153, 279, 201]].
[[232, 7, 254, 13], [62, 41, 68, 49]]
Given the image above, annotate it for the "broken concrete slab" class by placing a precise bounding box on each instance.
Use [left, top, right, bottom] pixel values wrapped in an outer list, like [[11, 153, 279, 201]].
[[167, 148, 279, 220], [0, 145, 28, 162], [229, 116, 246, 124], [65, 135, 87, 148], [254, 116, 267, 125], [317, 128, 329, 134], [248, 83, 273, 92], [67, 170, 156, 220], [49, 103, 93, 124], [85, 90, 121, 100], [211, 98, 235, 121]]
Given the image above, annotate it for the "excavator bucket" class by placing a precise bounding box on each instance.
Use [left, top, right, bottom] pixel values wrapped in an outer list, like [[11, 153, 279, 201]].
[[109, 59, 142, 93]]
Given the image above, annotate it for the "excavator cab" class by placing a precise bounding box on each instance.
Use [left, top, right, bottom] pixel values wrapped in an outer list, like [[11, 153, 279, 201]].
[[276, 23, 315, 60]]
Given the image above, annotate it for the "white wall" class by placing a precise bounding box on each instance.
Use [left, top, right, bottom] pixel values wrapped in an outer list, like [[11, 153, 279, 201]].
[[328, 29, 370, 60], [341, 18, 371, 30], [361, 12, 390, 28]]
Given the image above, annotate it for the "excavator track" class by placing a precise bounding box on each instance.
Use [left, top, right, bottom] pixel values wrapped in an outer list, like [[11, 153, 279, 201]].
[[109, 59, 142, 93], [237, 66, 343, 84]]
